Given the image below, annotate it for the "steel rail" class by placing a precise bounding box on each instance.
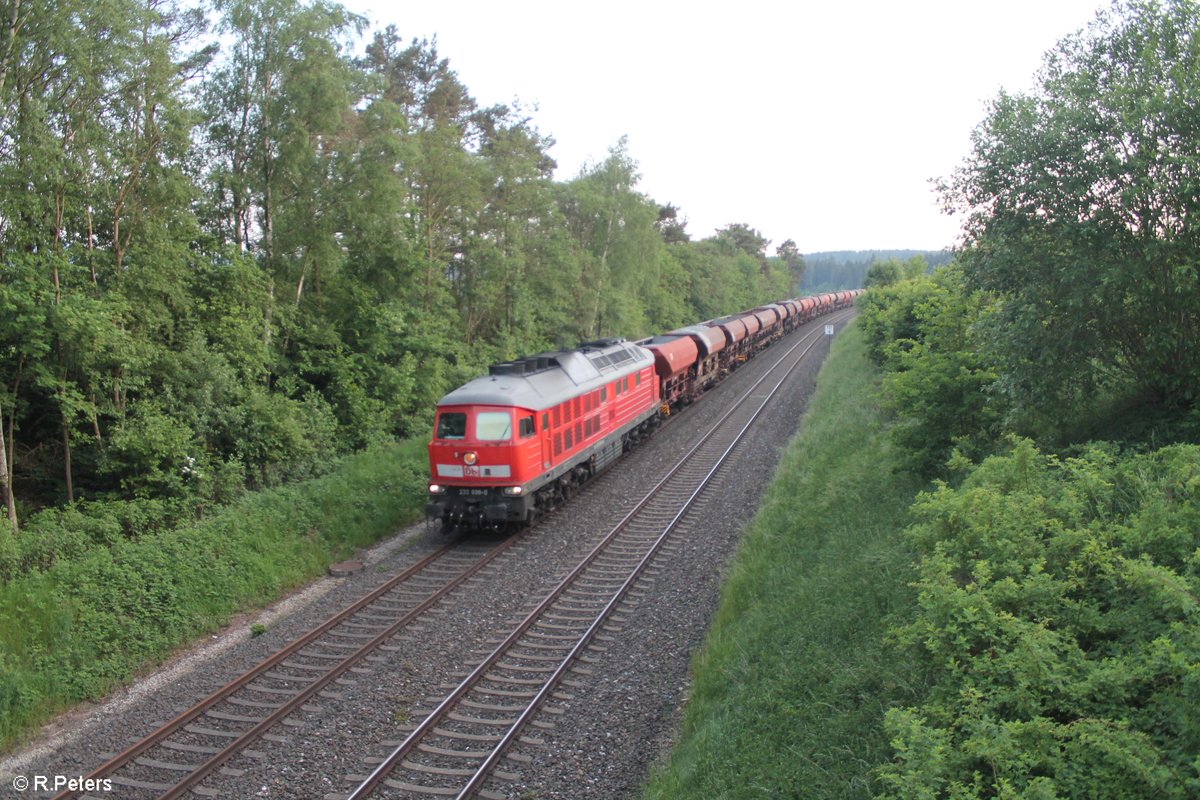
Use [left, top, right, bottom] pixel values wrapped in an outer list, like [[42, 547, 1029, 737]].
[[154, 536, 519, 799], [52, 534, 522, 800]]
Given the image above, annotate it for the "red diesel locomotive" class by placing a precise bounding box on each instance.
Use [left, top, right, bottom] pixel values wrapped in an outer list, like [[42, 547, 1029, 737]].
[[426, 338, 660, 528], [426, 290, 862, 529]]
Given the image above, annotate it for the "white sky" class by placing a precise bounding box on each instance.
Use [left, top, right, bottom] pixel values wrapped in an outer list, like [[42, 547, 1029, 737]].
[[345, 0, 1108, 253]]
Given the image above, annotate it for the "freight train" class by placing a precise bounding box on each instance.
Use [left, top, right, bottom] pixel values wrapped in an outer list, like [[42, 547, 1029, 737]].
[[426, 290, 861, 529]]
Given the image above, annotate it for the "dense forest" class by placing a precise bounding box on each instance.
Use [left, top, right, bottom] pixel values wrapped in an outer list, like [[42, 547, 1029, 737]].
[[0, 0, 821, 541], [799, 249, 953, 292]]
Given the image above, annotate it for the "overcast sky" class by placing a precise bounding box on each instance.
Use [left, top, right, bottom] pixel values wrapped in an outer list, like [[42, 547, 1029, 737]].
[[345, 0, 1108, 254]]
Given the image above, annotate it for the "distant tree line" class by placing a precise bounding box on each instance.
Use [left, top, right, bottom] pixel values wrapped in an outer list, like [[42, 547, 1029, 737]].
[[0, 0, 811, 538], [799, 249, 951, 293]]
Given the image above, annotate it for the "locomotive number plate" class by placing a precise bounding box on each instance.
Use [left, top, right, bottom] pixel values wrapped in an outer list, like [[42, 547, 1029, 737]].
[[461, 488, 489, 496]]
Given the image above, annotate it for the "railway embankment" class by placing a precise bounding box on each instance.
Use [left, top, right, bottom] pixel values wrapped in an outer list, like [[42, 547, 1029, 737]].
[[0, 440, 429, 754], [643, 321, 927, 799]]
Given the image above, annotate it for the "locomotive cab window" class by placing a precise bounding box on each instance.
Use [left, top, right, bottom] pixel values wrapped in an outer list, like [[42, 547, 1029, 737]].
[[436, 412, 466, 439], [519, 416, 536, 438], [476, 411, 512, 441]]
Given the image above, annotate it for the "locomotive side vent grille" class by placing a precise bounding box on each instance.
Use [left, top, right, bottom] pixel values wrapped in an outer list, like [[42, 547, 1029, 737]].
[[608, 348, 634, 365]]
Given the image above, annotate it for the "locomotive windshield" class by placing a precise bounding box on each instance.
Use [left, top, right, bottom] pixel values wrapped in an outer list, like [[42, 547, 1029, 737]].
[[475, 411, 512, 441], [435, 412, 467, 439]]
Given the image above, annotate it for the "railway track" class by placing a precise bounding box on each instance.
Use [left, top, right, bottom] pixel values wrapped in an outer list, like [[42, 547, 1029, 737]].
[[51, 538, 525, 800], [336, 311, 852, 800]]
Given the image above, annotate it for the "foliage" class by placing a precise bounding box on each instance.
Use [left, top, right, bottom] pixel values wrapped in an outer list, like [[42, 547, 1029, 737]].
[[858, 268, 1002, 476], [863, 255, 929, 289], [945, 0, 1200, 423], [857, 276, 941, 367], [857, 10, 1200, 793], [863, 259, 904, 289], [879, 438, 1200, 799]]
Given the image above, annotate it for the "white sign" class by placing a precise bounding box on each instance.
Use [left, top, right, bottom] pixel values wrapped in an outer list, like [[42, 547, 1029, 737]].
[[824, 324, 834, 336]]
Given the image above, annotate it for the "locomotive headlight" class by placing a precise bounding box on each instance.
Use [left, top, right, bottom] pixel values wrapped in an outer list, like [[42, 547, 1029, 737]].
[[429, 484, 445, 494], [463, 451, 478, 465], [502, 486, 523, 496]]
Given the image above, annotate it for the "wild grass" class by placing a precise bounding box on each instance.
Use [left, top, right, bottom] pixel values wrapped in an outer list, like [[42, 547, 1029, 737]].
[[0, 438, 428, 752], [643, 324, 927, 800]]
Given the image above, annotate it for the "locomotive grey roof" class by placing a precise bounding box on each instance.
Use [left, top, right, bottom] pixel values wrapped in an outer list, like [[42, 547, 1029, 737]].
[[437, 340, 654, 411]]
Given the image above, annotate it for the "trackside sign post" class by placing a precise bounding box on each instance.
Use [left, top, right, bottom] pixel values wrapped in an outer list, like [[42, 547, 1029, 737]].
[[824, 324, 834, 336]]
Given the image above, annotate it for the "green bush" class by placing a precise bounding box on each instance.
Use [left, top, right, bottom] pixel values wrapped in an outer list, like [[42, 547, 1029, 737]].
[[856, 277, 942, 368], [881, 286, 999, 475], [878, 439, 1200, 799], [858, 268, 1001, 477], [0, 497, 197, 581], [103, 403, 201, 499], [232, 388, 342, 488]]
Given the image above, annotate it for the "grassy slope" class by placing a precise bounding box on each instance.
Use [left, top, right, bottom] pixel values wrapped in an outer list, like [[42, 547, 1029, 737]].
[[644, 323, 926, 799], [0, 438, 429, 752]]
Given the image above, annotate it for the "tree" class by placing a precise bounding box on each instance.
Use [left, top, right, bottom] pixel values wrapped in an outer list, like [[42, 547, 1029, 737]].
[[0, 262, 38, 529], [559, 139, 662, 338], [201, 0, 364, 342], [863, 258, 903, 289], [0, 0, 209, 508], [655, 203, 690, 244], [944, 0, 1200, 422], [901, 255, 927, 280], [359, 31, 482, 312], [715, 223, 769, 264], [464, 108, 557, 345], [0, 396, 12, 529], [860, 268, 1001, 475], [775, 238, 805, 289]]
